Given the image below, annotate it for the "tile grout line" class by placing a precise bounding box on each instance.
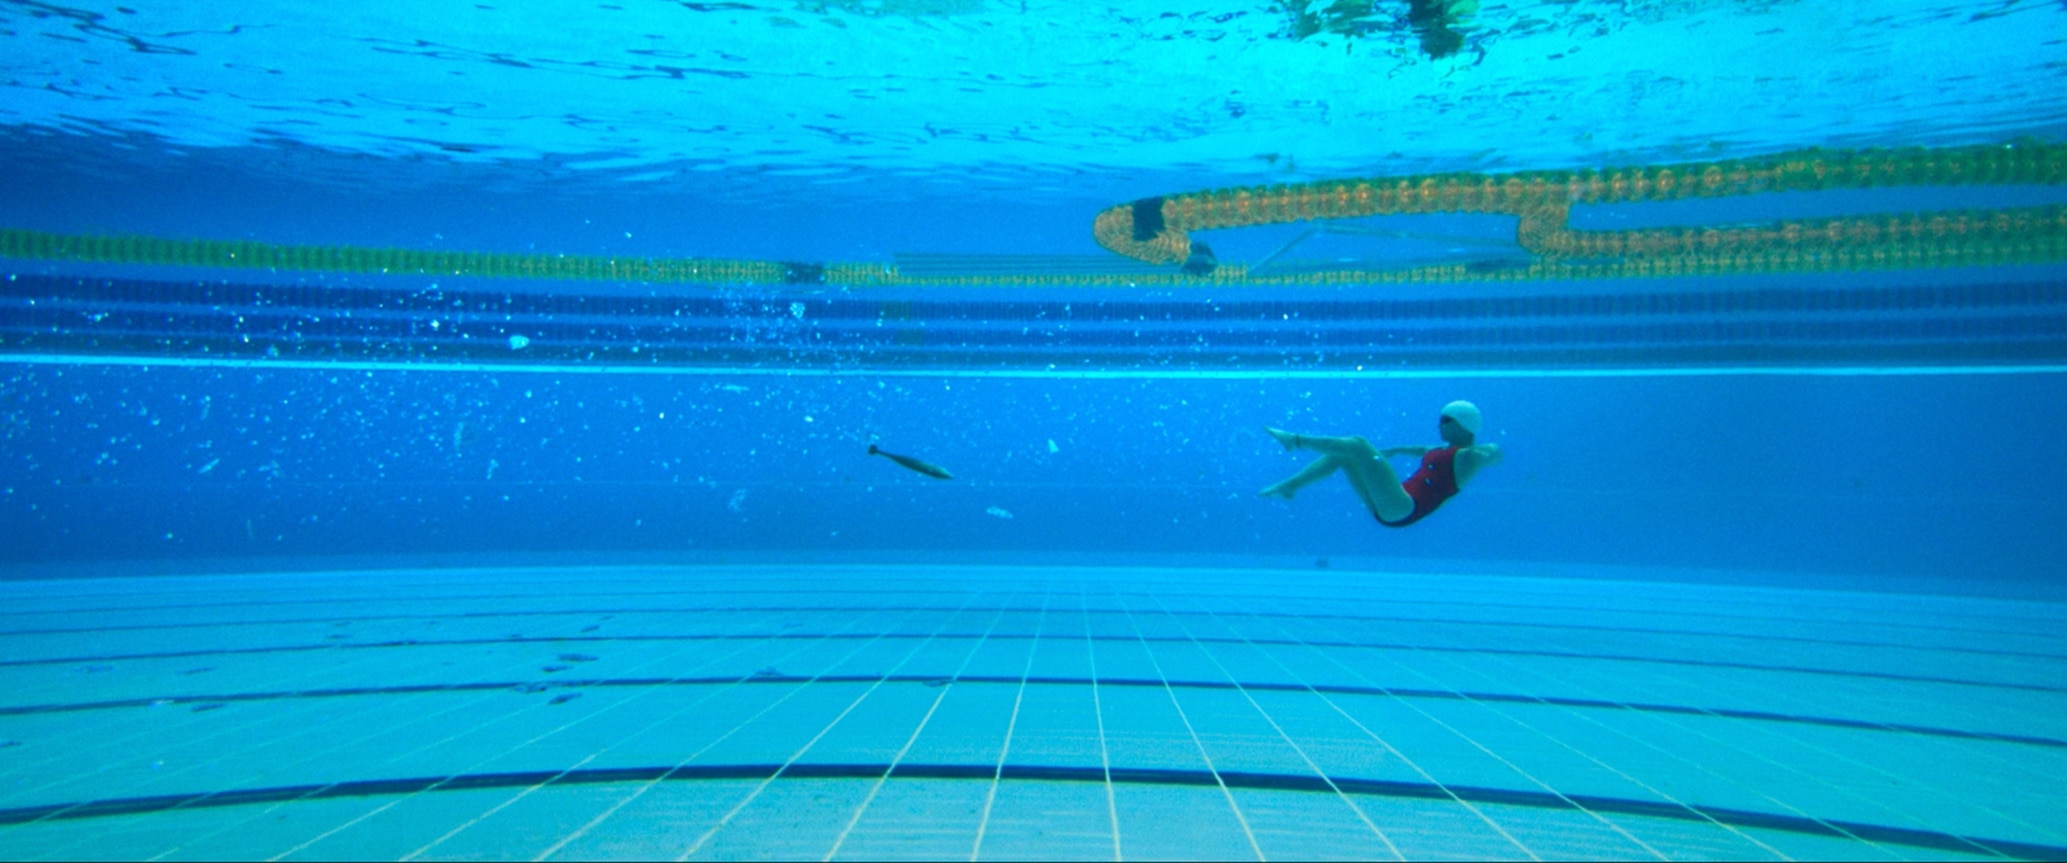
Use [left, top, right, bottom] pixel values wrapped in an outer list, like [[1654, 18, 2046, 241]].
[[1232, 601, 1542, 861], [526, 601, 898, 860], [1294, 607, 1928, 861], [1165, 595, 1406, 861], [969, 586, 1051, 863], [4, 617, 495, 841], [1370, 623, 1801, 860], [1081, 587, 1122, 863], [1283, 606, 1674, 860], [820, 589, 1012, 862], [398, 602, 880, 861], [264, 598, 872, 862], [1112, 591, 1264, 862], [669, 596, 959, 862], [128, 637, 634, 862]]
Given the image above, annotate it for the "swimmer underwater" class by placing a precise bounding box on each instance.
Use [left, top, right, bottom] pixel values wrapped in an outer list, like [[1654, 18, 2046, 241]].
[[1260, 400, 1503, 528]]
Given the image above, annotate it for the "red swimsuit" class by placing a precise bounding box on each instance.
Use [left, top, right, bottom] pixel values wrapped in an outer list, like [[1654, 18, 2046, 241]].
[[1377, 446, 1461, 528]]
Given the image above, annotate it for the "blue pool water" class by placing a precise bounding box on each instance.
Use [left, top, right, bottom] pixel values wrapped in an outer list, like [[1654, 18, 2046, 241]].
[[3, 0, 2066, 859]]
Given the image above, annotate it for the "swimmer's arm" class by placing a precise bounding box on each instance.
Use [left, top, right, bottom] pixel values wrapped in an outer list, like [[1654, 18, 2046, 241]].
[[1462, 442, 1504, 469], [1380, 445, 1435, 458]]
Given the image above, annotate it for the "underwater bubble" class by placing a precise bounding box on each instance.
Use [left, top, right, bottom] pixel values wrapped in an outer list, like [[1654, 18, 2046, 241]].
[[509, 334, 531, 350]]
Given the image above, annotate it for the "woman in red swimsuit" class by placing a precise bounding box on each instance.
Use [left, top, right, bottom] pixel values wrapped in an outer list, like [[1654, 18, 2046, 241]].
[[1259, 400, 1503, 527]]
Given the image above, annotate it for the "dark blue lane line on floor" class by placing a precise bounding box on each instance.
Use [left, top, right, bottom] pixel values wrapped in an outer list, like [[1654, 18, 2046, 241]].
[[5, 626, 2061, 696], [2, 672, 2059, 751], [0, 761, 2056, 860]]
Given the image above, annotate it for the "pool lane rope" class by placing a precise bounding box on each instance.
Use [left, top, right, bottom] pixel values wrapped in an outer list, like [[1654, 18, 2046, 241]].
[[1093, 141, 2067, 281], [3, 142, 2064, 286]]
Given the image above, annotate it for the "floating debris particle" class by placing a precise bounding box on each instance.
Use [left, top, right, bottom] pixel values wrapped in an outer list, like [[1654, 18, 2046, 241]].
[[190, 702, 226, 713], [985, 506, 1014, 519], [549, 693, 582, 706], [557, 653, 599, 663], [513, 682, 550, 694], [540, 665, 571, 674]]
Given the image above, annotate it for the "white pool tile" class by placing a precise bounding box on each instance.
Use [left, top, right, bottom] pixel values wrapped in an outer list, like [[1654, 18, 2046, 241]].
[[273, 786, 536, 861], [0, 565, 2060, 862], [999, 681, 1105, 769], [153, 795, 405, 861], [686, 777, 876, 860], [537, 779, 761, 860], [1354, 798, 1539, 861], [1109, 783, 1257, 859], [1236, 787, 1402, 861], [1096, 685, 1214, 770], [973, 779, 1116, 861], [896, 683, 1017, 764], [407, 783, 644, 861], [794, 682, 945, 765], [830, 778, 990, 860]]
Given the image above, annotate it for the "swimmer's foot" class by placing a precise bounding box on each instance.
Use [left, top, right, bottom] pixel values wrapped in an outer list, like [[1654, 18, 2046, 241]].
[[1258, 481, 1296, 500], [1265, 427, 1301, 452]]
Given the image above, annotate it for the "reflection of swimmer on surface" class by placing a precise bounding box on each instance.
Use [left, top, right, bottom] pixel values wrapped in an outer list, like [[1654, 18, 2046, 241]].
[[1259, 400, 1501, 528]]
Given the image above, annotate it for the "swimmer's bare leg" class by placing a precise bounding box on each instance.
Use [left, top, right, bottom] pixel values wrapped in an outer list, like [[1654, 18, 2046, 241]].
[[1259, 455, 1342, 500], [1260, 430, 1412, 519], [1338, 452, 1412, 521], [1266, 428, 1385, 459]]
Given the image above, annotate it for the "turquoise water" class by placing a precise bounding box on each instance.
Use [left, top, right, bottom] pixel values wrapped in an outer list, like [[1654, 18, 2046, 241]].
[[3, 0, 2066, 859]]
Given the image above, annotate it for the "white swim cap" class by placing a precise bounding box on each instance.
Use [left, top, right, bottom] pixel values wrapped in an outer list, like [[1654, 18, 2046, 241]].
[[1440, 400, 1483, 434]]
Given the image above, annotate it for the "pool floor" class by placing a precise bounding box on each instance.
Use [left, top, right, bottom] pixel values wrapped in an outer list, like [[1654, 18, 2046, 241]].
[[0, 564, 2062, 861]]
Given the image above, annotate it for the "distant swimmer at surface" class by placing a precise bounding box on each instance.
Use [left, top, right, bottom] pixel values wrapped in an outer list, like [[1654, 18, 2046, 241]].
[[868, 444, 954, 480], [1259, 400, 1502, 528]]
